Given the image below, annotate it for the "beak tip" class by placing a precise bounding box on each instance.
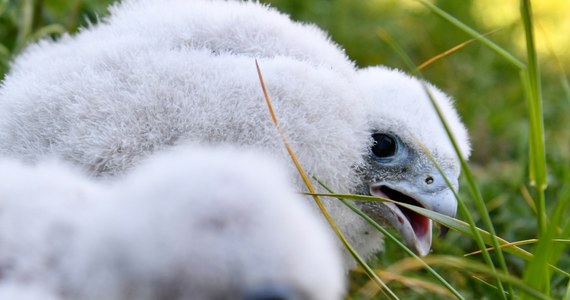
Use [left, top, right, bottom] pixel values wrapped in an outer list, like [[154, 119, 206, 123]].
[[414, 241, 431, 256]]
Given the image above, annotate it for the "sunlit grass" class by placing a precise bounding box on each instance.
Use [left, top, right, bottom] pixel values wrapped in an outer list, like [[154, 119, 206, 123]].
[[471, 0, 570, 66]]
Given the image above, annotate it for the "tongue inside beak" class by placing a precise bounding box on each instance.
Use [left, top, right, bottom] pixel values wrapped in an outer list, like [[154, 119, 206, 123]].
[[370, 185, 433, 256]]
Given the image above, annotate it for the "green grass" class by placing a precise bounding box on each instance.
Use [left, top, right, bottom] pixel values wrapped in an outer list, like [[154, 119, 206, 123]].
[[2, 0, 569, 299]]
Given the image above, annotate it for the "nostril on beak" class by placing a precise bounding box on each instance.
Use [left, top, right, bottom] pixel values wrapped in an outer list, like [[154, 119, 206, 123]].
[[425, 175, 434, 185]]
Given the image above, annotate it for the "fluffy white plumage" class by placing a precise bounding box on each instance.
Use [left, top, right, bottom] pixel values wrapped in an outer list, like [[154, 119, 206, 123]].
[[0, 0, 470, 265], [0, 146, 345, 300], [105, 0, 356, 76], [0, 6, 376, 265]]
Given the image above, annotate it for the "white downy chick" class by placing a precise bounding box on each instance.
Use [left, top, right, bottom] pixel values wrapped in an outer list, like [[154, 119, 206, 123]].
[[0, 147, 345, 299], [0, 0, 470, 266], [72, 146, 345, 300]]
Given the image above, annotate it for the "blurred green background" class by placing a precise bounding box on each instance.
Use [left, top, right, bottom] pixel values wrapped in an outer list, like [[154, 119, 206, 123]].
[[1, 0, 569, 298]]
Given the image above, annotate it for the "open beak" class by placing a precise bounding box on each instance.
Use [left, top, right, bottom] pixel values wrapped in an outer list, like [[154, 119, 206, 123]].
[[368, 178, 457, 256]]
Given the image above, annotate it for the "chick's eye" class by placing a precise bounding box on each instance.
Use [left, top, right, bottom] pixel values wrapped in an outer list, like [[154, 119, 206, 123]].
[[371, 134, 397, 158]]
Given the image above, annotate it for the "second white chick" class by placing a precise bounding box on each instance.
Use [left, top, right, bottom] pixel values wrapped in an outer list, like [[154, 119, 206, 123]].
[[0, 146, 345, 300]]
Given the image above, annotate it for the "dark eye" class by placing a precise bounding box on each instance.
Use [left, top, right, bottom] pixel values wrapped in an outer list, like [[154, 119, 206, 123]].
[[371, 133, 397, 158]]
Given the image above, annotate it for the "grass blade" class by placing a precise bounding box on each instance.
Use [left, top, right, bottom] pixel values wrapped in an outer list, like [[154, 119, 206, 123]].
[[306, 191, 570, 279], [418, 0, 525, 70], [357, 269, 456, 298], [15, 0, 34, 53], [417, 29, 501, 71], [465, 239, 570, 257], [522, 188, 570, 297], [519, 0, 550, 297], [520, 0, 548, 223], [390, 256, 549, 300], [28, 24, 67, 43]]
